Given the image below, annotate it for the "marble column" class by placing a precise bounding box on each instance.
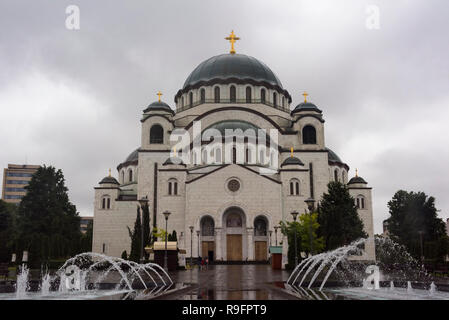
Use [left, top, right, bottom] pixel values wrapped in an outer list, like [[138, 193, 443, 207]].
[[247, 227, 254, 261], [215, 227, 223, 261]]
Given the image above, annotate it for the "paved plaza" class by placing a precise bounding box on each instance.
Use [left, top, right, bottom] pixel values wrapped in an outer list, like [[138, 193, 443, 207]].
[[157, 265, 298, 300]]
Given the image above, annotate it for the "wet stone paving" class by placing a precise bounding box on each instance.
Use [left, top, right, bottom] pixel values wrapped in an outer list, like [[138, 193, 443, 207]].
[[155, 265, 298, 300]]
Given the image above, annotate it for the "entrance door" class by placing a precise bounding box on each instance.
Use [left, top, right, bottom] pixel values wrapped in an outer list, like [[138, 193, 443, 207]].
[[255, 241, 267, 261], [202, 241, 215, 261], [226, 235, 242, 261]]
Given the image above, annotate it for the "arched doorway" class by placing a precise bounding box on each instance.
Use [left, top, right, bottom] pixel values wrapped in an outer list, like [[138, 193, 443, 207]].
[[254, 216, 269, 261], [223, 207, 246, 261], [200, 216, 215, 262]]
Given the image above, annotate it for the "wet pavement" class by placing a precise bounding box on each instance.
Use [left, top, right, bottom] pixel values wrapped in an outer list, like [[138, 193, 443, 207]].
[[156, 264, 299, 300]]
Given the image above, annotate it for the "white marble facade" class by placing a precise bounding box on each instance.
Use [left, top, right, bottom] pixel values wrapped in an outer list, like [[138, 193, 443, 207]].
[[92, 50, 376, 266]]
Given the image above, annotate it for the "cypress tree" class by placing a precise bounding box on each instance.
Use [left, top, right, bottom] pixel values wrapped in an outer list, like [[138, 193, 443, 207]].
[[128, 206, 142, 263]]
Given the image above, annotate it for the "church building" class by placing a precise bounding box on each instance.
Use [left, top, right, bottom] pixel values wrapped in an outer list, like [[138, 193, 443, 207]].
[[92, 32, 375, 265]]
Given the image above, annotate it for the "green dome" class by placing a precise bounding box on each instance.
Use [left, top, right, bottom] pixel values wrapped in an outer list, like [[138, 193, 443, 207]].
[[143, 101, 174, 113], [176, 53, 291, 102]]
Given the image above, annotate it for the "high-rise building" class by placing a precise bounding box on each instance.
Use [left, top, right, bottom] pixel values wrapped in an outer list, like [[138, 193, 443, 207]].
[[1, 164, 40, 204]]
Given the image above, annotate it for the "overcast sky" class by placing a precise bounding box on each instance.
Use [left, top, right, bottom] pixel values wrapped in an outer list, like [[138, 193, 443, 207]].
[[1, 0, 448, 234]]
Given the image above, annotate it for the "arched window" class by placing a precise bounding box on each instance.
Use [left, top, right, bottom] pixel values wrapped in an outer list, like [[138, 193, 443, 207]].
[[302, 125, 317, 144], [246, 87, 252, 103], [356, 195, 365, 209], [189, 92, 193, 106], [254, 216, 267, 236], [230, 85, 236, 102], [214, 87, 220, 103], [101, 195, 111, 210], [245, 148, 250, 163], [273, 92, 277, 107], [232, 146, 237, 164], [215, 148, 222, 163], [200, 88, 205, 103], [150, 124, 164, 144], [121, 170, 125, 184], [181, 96, 184, 108], [261, 88, 266, 103], [334, 169, 338, 182], [128, 169, 133, 182], [202, 148, 208, 164], [168, 179, 178, 196], [226, 212, 242, 227], [201, 216, 215, 236], [259, 150, 265, 164], [289, 179, 300, 196], [282, 96, 285, 108]]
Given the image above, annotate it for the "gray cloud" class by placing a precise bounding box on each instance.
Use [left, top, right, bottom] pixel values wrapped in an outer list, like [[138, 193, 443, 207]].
[[0, 0, 448, 233]]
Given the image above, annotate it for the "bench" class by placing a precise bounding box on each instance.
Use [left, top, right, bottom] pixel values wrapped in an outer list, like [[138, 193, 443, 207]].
[[0, 263, 9, 280]]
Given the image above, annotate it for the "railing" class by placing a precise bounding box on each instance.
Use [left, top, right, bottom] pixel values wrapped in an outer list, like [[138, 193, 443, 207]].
[[176, 99, 291, 113]]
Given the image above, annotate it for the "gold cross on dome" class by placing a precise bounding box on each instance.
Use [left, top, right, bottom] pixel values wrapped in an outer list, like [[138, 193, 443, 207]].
[[302, 92, 308, 103], [108, 168, 111, 177], [225, 30, 240, 54], [290, 147, 294, 157], [355, 168, 358, 177], [157, 91, 163, 102]]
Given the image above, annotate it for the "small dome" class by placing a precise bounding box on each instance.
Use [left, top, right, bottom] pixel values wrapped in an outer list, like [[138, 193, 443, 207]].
[[163, 157, 186, 166], [99, 176, 119, 185], [348, 176, 368, 184], [281, 156, 304, 167], [143, 101, 174, 113], [292, 101, 322, 114], [125, 148, 139, 163], [326, 148, 343, 163]]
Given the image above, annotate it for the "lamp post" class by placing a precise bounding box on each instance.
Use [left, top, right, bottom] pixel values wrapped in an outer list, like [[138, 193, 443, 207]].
[[163, 211, 171, 271], [196, 230, 200, 261], [304, 197, 315, 256], [274, 226, 279, 246], [291, 211, 299, 267], [138, 196, 149, 263], [269, 230, 273, 246], [189, 226, 194, 268]]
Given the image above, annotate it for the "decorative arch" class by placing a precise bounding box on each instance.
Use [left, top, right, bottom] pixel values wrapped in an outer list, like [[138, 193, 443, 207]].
[[101, 195, 111, 210], [254, 215, 268, 236], [150, 124, 164, 144], [289, 178, 300, 195], [356, 195, 366, 209], [302, 125, 317, 144], [200, 215, 215, 236]]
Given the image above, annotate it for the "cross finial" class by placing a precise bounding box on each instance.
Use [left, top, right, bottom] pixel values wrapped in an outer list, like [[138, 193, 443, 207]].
[[108, 168, 111, 177], [225, 30, 240, 54], [302, 92, 308, 103], [157, 91, 163, 102], [290, 147, 294, 157], [355, 168, 358, 177], [173, 146, 177, 157]]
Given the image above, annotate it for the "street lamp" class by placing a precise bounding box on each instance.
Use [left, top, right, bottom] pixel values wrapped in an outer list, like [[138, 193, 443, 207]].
[[274, 226, 279, 246], [269, 230, 273, 246], [189, 226, 194, 267], [291, 211, 299, 267], [196, 230, 200, 261], [138, 196, 149, 263], [304, 197, 315, 256], [163, 211, 171, 271]]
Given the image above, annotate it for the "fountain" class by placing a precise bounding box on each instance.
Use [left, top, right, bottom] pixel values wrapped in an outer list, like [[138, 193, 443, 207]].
[[1, 252, 178, 300], [286, 237, 449, 300]]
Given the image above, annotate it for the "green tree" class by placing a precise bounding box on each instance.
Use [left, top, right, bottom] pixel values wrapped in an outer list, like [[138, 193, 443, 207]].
[[16, 166, 81, 265], [80, 220, 93, 252], [385, 190, 449, 261], [280, 220, 302, 269], [317, 181, 367, 251], [298, 212, 325, 255], [127, 206, 142, 262], [0, 200, 17, 262], [141, 203, 150, 258], [168, 230, 177, 241], [121, 250, 128, 260]]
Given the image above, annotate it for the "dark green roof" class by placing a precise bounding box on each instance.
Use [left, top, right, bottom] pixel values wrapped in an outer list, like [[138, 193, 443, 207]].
[[292, 101, 322, 114], [125, 148, 139, 163], [326, 148, 343, 163], [348, 176, 368, 184], [176, 53, 291, 102], [281, 157, 304, 167], [163, 157, 186, 166], [99, 176, 119, 185], [143, 101, 174, 113], [204, 120, 259, 135]]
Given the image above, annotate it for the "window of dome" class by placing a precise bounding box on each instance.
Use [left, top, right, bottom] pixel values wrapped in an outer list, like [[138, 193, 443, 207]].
[[214, 87, 220, 103], [200, 88, 205, 103], [246, 87, 252, 103], [230, 85, 236, 103], [261, 88, 266, 103], [273, 92, 277, 107], [150, 124, 164, 144], [302, 125, 317, 144]]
